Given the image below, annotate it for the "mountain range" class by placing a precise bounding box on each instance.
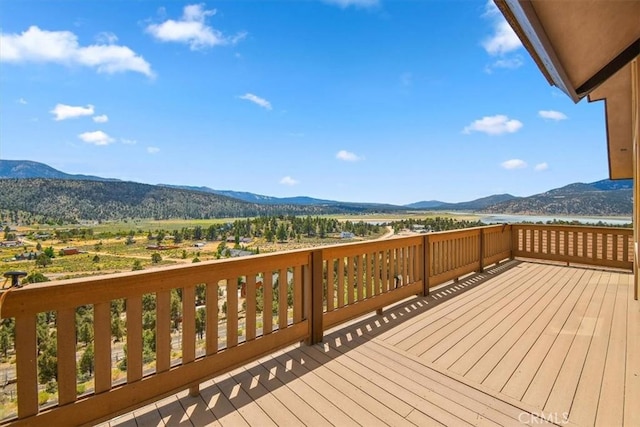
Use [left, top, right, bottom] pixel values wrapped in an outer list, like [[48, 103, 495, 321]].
[[0, 159, 633, 219]]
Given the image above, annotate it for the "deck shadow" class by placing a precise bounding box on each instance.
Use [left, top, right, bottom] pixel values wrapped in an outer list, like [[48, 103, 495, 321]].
[[157, 259, 523, 424]]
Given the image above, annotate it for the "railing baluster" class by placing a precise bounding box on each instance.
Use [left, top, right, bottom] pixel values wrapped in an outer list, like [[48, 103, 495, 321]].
[[278, 268, 288, 330], [374, 251, 381, 295], [126, 295, 142, 383], [263, 272, 273, 335], [246, 274, 257, 341], [366, 252, 373, 298], [226, 278, 238, 347], [205, 282, 218, 355], [181, 285, 196, 396], [57, 307, 77, 405], [327, 259, 335, 311], [409, 245, 415, 285], [538, 229, 544, 254], [182, 285, 195, 363], [381, 249, 389, 292], [356, 254, 364, 300], [293, 265, 303, 323], [423, 234, 430, 293], [310, 250, 324, 344], [337, 257, 345, 307], [15, 314, 38, 418], [94, 301, 112, 392], [347, 256, 355, 303], [156, 290, 171, 370]]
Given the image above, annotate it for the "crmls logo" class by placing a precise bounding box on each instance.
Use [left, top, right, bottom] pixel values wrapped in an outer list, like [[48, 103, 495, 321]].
[[518, 411, 570, 424]]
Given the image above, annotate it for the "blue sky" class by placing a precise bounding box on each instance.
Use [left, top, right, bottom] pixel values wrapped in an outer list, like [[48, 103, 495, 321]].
[[0, 0, 610, 205]]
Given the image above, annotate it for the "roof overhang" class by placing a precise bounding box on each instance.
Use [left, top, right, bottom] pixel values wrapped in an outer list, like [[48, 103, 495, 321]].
[[494, 0, 640, 179], [588, 63, 634, 179]]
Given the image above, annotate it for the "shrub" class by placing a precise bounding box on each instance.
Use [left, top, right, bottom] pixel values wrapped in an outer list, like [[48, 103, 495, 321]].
[[38, 391, 50, 405]]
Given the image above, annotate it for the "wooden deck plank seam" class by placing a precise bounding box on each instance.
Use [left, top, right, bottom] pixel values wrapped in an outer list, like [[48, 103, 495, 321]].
[[266, 348, 389, 426], [426, 264, 569, 366], [368, 338, 569, 426], [582, 273, 628, 426], [497, 269, 599, 397], [381, 261, 528, 346], [516, 271, 607, 406], [394, 263, 544, 354], [541, 273, 614, 415], [322, 332, 526, 426], [311, 339, 487, 426], [469, 267, 588, 385]]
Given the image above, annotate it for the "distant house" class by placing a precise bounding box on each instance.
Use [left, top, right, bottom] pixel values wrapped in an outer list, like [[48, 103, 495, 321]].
[[0, 240, 21, 247], [34, 233, 50, 240], [61, 247, 80, 256], [193, 242, 205, 248], [411, 224, 432, 233], [228, 249, 253, 258], [15, 251, 41, 261], [340, 232, 355, 239]]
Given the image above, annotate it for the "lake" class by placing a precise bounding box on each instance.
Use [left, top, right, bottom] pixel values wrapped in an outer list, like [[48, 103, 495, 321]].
[[477, 213, 632, 226]]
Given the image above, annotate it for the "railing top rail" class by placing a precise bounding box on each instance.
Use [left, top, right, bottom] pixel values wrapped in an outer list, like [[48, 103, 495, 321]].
[[426, 224, 508, 237], [321, 235, 423, 258], [425, 224, 509, 243], [0, 249, 311, 318], [511, 223, 633, 234]]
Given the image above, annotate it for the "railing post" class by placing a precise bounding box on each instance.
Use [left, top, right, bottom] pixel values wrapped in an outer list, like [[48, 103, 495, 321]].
[[423, 234, 430, 296], [479, 228, 485, 273], [510, 225, 517, 260], [308, 249, 324, 345]]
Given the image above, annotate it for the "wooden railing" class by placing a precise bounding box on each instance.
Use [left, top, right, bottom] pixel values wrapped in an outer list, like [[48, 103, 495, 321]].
[[1, 251, 312, 426], [0, 224, 631, 425], [425, 224, 512, 288], [320, 236, 424, 331], [512, 224, 633, 270]]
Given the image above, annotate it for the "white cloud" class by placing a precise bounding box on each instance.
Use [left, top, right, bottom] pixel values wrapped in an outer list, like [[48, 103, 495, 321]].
[[481, 1, 522, 72], [280, 176, 298, 186], [538, 110, 568, 121], [238, 93, 272, 110], [121, 138, 137, 145], [96, 32, 118, 45], [93, 114, 109, 123], [482, 20, 522, 56], [485, 55, 524, 73], [0, 26, 153, 77], [322, 0, 379, 8], [501, 159, 527, 170], [147, 146, 160, 154], [78, 130, 114, 146], [534, 162, 549, 171], [336, 150, 362, 162], [18, 98, 27, 105], [463, 115, 523, 135], [146, 4, 246, 50], [51, 103, 94, 121]]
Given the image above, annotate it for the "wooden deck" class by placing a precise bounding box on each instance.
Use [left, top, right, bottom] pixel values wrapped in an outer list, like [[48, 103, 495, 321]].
[[100, 261, 639, 427]]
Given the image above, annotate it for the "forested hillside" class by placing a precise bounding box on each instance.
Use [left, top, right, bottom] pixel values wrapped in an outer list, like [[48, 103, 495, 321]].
[[483, 181, 632, 216], [0, 179, 379, 222]]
